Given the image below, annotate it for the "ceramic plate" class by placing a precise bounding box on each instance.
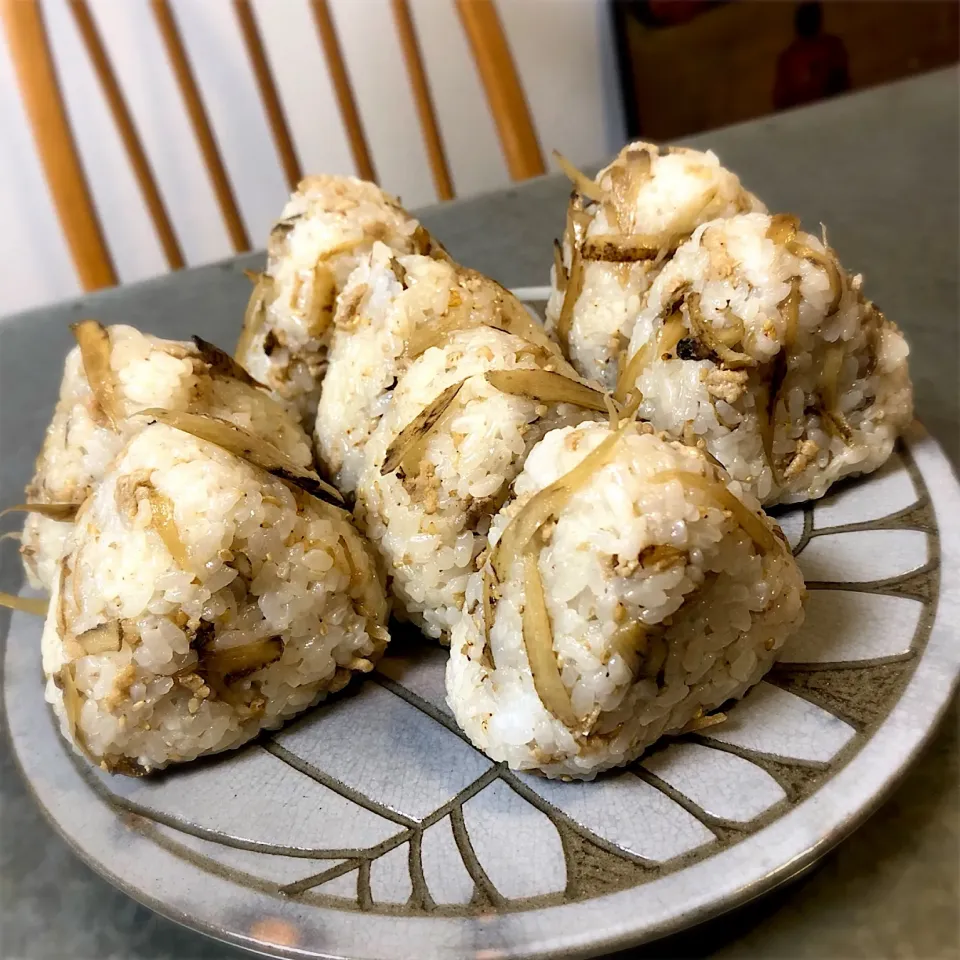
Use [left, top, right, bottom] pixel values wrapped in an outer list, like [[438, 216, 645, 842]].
[[5, 408, 959, 959]]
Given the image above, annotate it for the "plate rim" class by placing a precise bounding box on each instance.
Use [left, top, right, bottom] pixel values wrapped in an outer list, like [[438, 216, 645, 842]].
[[5, 423, 959, 960]]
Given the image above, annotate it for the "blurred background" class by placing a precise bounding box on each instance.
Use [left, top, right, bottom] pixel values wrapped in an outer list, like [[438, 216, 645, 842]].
[[615, 0, 958, 140], [1, 0, 957, 317]]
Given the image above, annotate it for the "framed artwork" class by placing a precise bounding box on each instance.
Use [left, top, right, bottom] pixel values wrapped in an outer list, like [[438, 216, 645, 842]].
[[613, 1, 959, 140]]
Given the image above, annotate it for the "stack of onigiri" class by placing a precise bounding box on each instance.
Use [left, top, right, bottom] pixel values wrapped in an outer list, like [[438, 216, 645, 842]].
[[547, 144, 912, 506], [16, 320, 388, 773], [11, 156, 913, 780], [235, 174, 447, 427]]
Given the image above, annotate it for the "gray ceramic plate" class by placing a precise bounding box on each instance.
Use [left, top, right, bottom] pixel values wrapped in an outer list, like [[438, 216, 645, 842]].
[[5, 419, 959, 960]]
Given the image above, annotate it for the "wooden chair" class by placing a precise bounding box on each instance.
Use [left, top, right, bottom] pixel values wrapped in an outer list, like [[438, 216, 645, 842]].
[[0, 0, 545, 292]]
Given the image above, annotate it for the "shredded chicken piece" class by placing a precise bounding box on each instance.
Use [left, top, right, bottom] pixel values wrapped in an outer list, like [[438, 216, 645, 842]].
[[702, 367, 749, 404], [405, 460, 440, 503], [783, 438, 820, 480], [102, 664, 137, 711], [177, 673, 211, 699], [113, 470, 153, 520], [701, 228, 737, 280]]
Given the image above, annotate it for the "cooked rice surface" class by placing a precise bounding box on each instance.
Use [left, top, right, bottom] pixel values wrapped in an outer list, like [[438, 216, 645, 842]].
[[315, 243, 461, 494], [446, 420, 804, 779], [41, 423, 388, 773], [355, 326, 598, 641], [22, 325, 312, 590], [315, 245, 571, 495], [619, 212, 913, 504], [546, 143, 764, 390], [236, 176, 443, 426]]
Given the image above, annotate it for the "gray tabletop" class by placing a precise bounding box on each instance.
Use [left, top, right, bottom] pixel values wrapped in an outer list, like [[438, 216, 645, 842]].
[[2, 69, 957, 959]]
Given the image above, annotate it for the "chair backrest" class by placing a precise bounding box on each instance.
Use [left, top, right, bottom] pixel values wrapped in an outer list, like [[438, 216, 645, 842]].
[[0, 0, 545, 292]]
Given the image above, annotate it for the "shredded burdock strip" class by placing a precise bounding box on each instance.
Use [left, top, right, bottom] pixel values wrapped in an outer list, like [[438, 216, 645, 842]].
[[56, 560, 68, 636], [648, 470, 777, 554], [759, 278, 801, 479], [191, 336, 263, 388], [678, 708, 727, 734], [552, 240, 567, 292], [779, 278, 801, 347], [492, 279, 578, 376], [493, 424, 628, 581], [670, 185, 720, 239], [614, 312, 686, 412], [553, 150, 605, 202], [235, 272, 275, 358], [481, 565, 497, 670], [555, 200, 592, 360], [269, 214, 299, 242], [818, 343, 853, 441], [200, 636, 284, 684], [412, 224, 452, 261], [765, 213, 801, 246], [58, 662, 84, 745], [658, 314, 688, 356], [146, 488, 189, 568], [54, 662, 103, 765], [603, 393, 621, 428], [485, 369, 607, 412], [0, 502, 80, 521], [758, 373, 783, 482], [305, 263, 337, 337], [72, 320, 121, 428], [336, 529, 389, 654], [381, 380, 465, 477], [786, 240, 842, 315], [581, 233, 662, 263], [600, 183, 717, 265], [605, 146, 652, 234], [402, 308, 475, 362], [139, 408, 344, 506], [521, 550, 578, 728], [104, 756, 149, 777], [0, 592, 48, 615], [556, 248, 585, 360], [608, 619, 651, 680], [406, 321, 565, 378], [389, 256, 408, 287], [75, 621, 122, 656], [715, 311, 746, 348], [686, 294, 756, 369], [563, 198, 592, 252], [766, 213, 842, 315]]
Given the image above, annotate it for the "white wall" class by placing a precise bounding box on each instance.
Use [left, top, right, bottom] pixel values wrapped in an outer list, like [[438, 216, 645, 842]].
[[0, 0, 623, 316]]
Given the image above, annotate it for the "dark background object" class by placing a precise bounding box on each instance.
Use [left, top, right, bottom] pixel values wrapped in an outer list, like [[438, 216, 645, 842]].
[[613, 0, 959, 140]]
